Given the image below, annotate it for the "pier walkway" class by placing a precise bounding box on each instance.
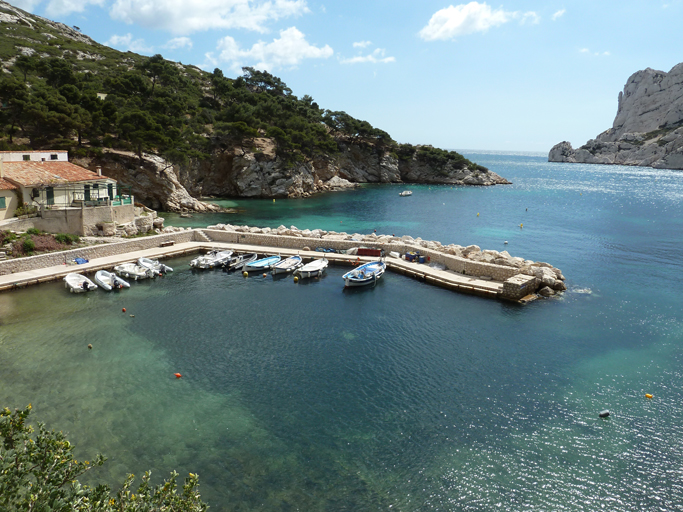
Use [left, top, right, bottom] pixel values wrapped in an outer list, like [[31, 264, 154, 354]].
[[0, 240, 503, 298]]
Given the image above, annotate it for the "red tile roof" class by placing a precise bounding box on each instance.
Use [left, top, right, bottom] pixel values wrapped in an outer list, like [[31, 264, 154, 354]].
[[1, 161, 110, 186], [0, 177, 18, 190]]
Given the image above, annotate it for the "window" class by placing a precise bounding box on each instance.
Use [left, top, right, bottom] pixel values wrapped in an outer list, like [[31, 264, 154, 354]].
[[22, 155, 30, 161], [50, 154, 58, 160], [0, 196, 6, 209]]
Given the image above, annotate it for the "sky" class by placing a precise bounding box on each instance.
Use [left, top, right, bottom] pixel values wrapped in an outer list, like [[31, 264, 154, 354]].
[[8, 0, 683, 152]]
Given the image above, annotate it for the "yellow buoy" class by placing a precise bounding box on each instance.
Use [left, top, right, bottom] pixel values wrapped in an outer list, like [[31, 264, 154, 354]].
[[242, 271, 248, 278], [477, 213, 479, 217], [293, 276, 299, 283], [520, 223, 523, 228], [645, 394, 653, 399], [273, 199, 275, 202]]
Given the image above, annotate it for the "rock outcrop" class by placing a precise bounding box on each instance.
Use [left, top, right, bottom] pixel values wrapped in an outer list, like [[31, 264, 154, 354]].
[[177, 140, 510, 201], [549, 63, 683, 169]]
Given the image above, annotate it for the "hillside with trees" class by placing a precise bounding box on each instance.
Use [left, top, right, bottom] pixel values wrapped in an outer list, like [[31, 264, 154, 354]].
[[0, 1, 508, 210]]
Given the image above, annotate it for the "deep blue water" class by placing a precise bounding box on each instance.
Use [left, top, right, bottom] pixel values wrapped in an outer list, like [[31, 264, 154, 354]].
[[2, 152, 683, 511]]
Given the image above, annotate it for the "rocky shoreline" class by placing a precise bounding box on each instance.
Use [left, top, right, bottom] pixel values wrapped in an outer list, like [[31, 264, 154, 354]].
[[78, 141, 510, 213]]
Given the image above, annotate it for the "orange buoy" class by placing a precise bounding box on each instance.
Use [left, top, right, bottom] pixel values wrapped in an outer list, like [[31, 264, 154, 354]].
[[262, 273, 267, 278], [122, 308, 126, 312], [645, 394, 653, 399], [174, 373, 182, 379]]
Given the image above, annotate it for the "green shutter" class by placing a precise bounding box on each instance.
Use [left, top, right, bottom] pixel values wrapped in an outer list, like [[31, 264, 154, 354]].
[[0, 196, 6, 209]]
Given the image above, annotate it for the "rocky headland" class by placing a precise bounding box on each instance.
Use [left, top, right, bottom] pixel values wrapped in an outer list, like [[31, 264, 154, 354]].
[[75, 140, 510, 212], [549, 63, 683, 169]]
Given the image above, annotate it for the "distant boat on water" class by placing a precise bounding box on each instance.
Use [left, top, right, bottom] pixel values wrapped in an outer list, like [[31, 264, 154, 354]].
[[399, 190, 412, 196]]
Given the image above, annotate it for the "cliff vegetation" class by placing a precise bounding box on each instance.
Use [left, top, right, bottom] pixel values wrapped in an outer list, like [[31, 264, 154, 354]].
[[0, 1, 509, 211]]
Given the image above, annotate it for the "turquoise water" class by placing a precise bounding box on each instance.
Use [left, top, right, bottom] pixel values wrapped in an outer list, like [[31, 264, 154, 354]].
[[2, 153, 683, 510]]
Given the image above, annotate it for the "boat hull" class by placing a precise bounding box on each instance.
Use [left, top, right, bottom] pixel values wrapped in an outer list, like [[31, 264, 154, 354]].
[[342, 261, 386, 287], [271, 255, 303, 274], [295, 259, 328, 279], [244, 256, 280, 272]]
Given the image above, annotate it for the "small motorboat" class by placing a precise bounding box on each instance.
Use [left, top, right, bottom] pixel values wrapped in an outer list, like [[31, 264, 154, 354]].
[[342, 260, 386, 287], [271, 255, 303, 275], [64, 273, 98, 293], [138, 257, 173, 275], [114, 262, 152, 280], [244, 255, 280, 272], [94, 270, 130, 291], [399, 190, 412, 196], [225, 253, 258, 271], [295, 258, 328, 279], [190, 249, 233, 269]]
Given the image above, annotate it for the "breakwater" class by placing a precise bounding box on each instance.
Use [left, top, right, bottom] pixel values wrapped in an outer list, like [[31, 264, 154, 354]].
[[0, 224, 565, 301]]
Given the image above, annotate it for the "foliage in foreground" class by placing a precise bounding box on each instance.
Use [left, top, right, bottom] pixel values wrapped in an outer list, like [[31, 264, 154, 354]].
[[0, 405, 208, 511]]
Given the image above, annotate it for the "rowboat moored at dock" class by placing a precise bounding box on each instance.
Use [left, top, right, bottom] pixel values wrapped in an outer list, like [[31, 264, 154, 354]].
[[342, 260, 386, 287]]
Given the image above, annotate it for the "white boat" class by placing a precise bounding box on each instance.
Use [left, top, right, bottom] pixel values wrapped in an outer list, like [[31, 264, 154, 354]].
[[271, 255, 303, 275], [244, 255, 280, 272], [342, 260, 386, 287], [399, 190, 412, 196], [114, 262, 152, 280], [94, 270, 130, 291], [138, 257, 173, 275], [190, 249, 233, 269], [64, 273, 98, 293], [295, 258, 328, 279], [226, 253, 258, 271]]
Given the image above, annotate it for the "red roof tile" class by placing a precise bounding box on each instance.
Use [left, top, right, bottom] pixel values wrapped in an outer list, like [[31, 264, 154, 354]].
[[1, 161, 110, 186], [0, 177, 18, 190]]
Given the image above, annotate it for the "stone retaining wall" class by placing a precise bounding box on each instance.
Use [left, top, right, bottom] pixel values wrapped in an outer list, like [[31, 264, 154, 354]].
[[203, 229, 519, 282], [0, 231, 196, 275]]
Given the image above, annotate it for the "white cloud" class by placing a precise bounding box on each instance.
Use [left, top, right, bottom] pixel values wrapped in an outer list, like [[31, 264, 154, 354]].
[[110, 0, 309, 35], [579, 47, 610, 57], [106, 33, 154, 54], [164, 36, 193, 50], [520, 11, 540, 25], [8, 0, 43, 11], [44, 0, 104, 16], [353, 40, 372, 48], [341, 48, 394, 65], [419, 2, 513, 40], [211, 26, 333, 72], [552, 9, 566, 20], [419, 2, 537, 41]]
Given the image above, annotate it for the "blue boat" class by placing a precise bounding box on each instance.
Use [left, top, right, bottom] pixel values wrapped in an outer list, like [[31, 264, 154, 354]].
[[342, 260, 386, 287], [244, 255, 280, 272]]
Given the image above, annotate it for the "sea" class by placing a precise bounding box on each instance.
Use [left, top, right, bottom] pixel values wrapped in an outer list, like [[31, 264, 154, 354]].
[[1, 151, 683, 511]]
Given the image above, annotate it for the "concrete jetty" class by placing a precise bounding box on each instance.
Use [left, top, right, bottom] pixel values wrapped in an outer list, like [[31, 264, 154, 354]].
[[0, 228, 562, 301]]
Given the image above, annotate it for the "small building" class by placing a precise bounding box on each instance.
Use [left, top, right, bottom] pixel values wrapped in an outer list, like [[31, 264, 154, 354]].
[[0, 150, 135, 235], [0, 177, 19, 221]]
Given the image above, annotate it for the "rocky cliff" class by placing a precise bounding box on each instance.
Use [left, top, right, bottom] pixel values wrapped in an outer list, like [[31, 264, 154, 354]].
[[178, 138, 510, 201], [78, 140, 509, 212], [549, 63, 683, 169]]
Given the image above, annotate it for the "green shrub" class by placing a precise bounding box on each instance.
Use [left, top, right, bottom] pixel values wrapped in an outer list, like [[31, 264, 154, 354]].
[[26, 227, 41, 235], [55, 233, 80, 244], [22, 238, 35, 254]]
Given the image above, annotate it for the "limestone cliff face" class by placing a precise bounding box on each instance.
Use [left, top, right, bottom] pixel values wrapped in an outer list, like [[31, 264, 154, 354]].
[[177, 139, 510, 201], [75, 150, 222, 212], [549, 63, 683, 169], [77, 140, 508, 211]]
